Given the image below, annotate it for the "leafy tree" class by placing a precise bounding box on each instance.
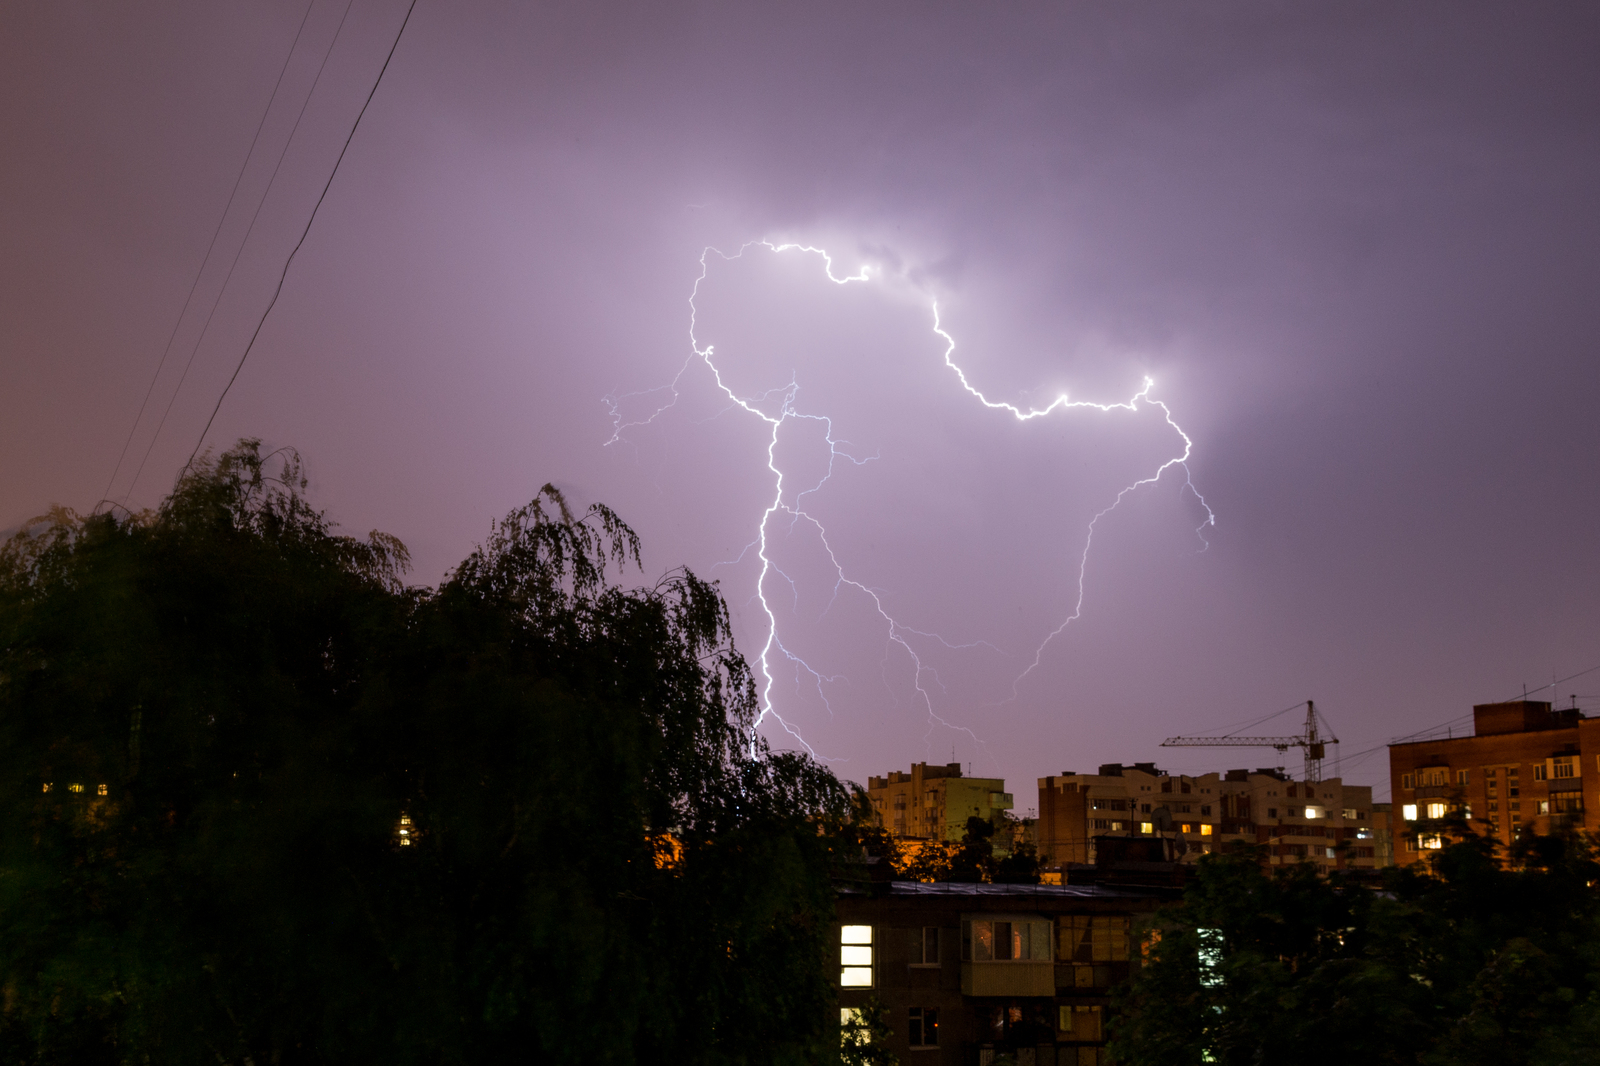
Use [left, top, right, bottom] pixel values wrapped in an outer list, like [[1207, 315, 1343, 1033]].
[[0, 440, 851, 1065], [839, 996, 898, 1066], [1110, 838, 1600, 1066]]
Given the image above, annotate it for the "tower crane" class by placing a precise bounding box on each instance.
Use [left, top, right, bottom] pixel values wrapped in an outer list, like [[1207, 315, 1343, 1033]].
[[1161, 701, 1339, 783]]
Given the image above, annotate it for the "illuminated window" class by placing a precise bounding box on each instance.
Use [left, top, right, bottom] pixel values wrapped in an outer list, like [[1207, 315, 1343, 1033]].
[[1418, 834, 1443, 850], [841, 925, 873, 986], [1059, 1004, 1103, 1040], [1140, 822, 1154, 834], [1181, 824, 1192, 834], [1425, 802, 1446, 819], [395, 813, 415, 846], [962, 919, 1051, 962], [1305, 806, 1324, 819], [1200, 823, 1213, 836], [1537, 800, 1550, 815], [1401, 804, 1418, 821], [96, 784, 108, 797], [1197, 928, 1223, 987], [41, 783, 51, 794], [908, 1007, 940, 1048], [1057, 916, 1127, 963], [1342, 808, 1358, 820], [68, 783, 84, 794]]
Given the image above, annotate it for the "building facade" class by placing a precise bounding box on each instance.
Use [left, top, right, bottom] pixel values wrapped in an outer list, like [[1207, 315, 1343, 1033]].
[[868, 762, 1015, 842], [1037, 762, 1379, 876], [1389, 700, 1595, 862], [836, 880, 1168, 1066]]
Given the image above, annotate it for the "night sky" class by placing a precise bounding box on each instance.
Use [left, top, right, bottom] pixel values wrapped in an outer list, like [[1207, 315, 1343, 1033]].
[[6, 1, 1600, 803]]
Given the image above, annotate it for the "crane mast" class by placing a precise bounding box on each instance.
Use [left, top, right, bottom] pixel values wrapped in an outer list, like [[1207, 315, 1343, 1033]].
[[1161, 701, 1339, 782]]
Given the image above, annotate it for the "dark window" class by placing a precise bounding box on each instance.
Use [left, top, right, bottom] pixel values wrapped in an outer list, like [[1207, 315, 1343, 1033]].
[[913, 926, 940, 965], [909, 1007, 939, 1047], [1201, 805, 1212, 816], [1267, 808, 1277, 818], [1181, 782, 1192, 794]]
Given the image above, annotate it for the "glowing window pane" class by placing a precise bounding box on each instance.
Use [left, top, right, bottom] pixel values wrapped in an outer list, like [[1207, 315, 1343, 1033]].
[[841, 925, 872, 945], [1140, 821, 1154, 834], [1200, 824, 1213, 836], [841, 945, 872, 966], [1402, 804, 1418, 821], [840, 966, 873, 987]]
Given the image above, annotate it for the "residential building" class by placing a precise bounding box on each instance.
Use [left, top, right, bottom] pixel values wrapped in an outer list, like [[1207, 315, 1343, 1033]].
[[868, 762, 1014, 843], [1037, 762, 1379, 878], [835, 877, 1169, 1065], [1389, 699, 1595, 862]]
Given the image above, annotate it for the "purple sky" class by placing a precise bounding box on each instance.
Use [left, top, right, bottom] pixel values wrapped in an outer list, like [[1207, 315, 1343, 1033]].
[[6, 1, 1600, 803]]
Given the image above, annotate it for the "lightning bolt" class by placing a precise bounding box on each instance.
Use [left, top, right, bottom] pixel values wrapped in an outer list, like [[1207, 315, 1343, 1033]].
[[605, 240, 1215, 759]]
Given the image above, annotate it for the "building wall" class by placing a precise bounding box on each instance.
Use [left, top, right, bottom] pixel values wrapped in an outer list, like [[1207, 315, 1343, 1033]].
[[1388, 700, 1592, 863], [836, 886, 1163, 1066], [1036, 765, 1378, 876], [868, 762, 1013, 843]]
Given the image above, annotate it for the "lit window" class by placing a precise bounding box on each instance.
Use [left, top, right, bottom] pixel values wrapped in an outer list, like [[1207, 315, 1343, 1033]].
[[1401, 804, 1418, 821], [1197, 928, 1223, 988], [1537, 800, 1550, 815], [1342, 808, 1357, 820], [1181, 824, 1192, 834], [908, 1007, 940, 1048], [1059, 1005, 1103, 1040], [1419, 834, 1443, 850], [841, 925, 873, 987], [41, 783, 51, 794], [68, 783, 84, 794], [1140, 821, 1154, 834], [1425, 802, 1446, 819], [1200, 823, 1213, 836], [96, 784, 108, 797]]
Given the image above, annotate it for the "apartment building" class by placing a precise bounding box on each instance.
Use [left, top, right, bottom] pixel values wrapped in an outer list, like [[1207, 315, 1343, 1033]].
[[1036, 762, 1379, 876], [1389, 699, 1596, 861], [867, 762, 1014, 842], [836, 879, 1168, 1066]]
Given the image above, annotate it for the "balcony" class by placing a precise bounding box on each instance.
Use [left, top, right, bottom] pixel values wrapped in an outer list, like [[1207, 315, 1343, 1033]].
[[962, 960, 1054, 997]]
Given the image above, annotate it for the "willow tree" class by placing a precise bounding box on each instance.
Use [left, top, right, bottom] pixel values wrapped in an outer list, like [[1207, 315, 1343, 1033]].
[[0, 440, 850, 1065]]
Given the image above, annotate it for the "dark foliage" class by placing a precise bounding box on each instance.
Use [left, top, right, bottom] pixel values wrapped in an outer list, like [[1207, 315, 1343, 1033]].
[[1111, 838, 1600, 1066], [0, 441, 852, 1065]]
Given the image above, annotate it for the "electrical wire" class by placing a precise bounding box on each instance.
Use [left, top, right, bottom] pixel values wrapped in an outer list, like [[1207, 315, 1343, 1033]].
[[96, 0, 319, 513], [126, 0, 359, 502], [185, 0, 420, 472]]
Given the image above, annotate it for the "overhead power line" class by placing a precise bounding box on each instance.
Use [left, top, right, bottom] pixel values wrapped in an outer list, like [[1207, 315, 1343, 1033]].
[[127, 0, 359, 503], [186, 0, 421, 472], [97, 0, 319, 513]]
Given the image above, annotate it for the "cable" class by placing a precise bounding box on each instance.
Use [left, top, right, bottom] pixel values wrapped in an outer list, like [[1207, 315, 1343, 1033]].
[[126, 0, 359, 502], [185, 0, 420, 472], [96, 0, 319, 513]]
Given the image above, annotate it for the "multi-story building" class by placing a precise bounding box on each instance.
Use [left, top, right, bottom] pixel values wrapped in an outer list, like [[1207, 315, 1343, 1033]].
[[1389, 699, 1595, 862], [867, 762, 1014, 842], [1037, 762, 1379, 877], [836, 877, 1169, 1065]]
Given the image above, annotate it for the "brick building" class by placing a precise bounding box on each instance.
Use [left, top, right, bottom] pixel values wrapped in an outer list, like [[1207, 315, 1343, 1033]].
[[1389, 699, 1595, 861], [867, 762, 1014, 843], [1036, 762, 1379, 876], [835, 879, 1168, 1065]]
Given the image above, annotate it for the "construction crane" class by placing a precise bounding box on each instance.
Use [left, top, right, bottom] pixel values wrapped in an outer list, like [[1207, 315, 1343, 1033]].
[[1161, 701, 1339, 783]]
